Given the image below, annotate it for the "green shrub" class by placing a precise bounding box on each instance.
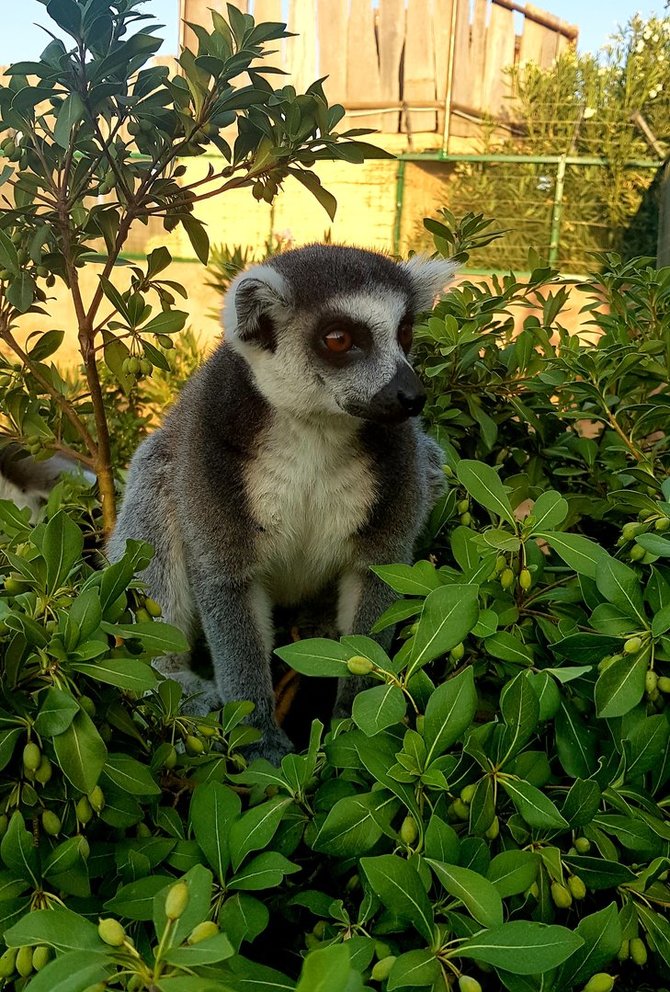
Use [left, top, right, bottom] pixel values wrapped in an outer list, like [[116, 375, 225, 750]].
[[1, 211, 669, 991]]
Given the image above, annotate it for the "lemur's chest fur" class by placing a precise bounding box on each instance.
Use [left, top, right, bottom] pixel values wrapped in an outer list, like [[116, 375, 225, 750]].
[[245, 413, 376, 605]]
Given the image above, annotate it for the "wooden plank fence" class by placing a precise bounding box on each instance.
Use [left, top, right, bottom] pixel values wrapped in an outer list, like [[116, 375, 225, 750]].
[[180, 0, 578, 139]]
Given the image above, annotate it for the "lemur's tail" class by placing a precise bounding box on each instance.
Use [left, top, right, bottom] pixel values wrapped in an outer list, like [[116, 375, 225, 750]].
[[0, 443, 95, 517]]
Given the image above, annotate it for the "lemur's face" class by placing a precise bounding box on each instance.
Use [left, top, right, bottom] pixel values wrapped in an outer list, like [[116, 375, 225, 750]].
[[224, 245, 456, 424]]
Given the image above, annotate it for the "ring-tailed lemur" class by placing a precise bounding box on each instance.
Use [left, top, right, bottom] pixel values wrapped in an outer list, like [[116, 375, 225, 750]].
[[108, 245, 455, 763], [0, 444, 94, 520]]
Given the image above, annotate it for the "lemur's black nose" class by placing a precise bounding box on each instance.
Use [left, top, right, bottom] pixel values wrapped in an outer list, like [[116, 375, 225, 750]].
[[398, 388, 426, 417]]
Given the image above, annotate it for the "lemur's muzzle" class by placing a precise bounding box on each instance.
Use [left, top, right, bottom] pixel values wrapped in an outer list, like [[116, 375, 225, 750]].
[[349, 363, 427, 424]]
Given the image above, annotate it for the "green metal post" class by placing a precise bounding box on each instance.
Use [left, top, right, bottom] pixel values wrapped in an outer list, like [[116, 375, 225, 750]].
[[548, 154, 567, 267], [393, 159, 407, 257]]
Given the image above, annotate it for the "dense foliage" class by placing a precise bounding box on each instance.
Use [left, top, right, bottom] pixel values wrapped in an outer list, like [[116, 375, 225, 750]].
[[430, 14, 670, 271], [0, 0, 386, 532], [0, 209, 669, 991]]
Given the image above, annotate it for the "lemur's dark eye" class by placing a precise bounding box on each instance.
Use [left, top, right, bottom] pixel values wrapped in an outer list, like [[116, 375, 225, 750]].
[[398, 322, 414, 353], [323, 328, 354, 353]]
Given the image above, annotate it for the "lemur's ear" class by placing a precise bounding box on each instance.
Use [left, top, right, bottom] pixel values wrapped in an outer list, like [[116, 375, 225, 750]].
[[400, 255, 458, 312], [222, 266, 289, 352]]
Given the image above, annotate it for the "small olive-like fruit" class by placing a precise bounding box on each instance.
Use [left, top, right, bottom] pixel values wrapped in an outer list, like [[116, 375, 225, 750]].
[[582, 975, 614, 992], [188, 921, 220, 944], [346, 655, 374, 676], [165, 881, 189, 920], [500, 568, 515, 590], [567, 875, 586, 900], [185, 734, 205, 755], [0, 947, 17, 979], [574, 836, 591, 854], [23, 741, 42, 774], [460, 783, 477, 804], [399, 814, 418, 845], [371, 956, 396, 981], [98, 918, 126, 946], [16, 944, 34, 977], [41, 810, 61, 836], [76, 795, 93, 824], [144, 597, 163, 617], [624, 636, 643, 654], [519, 568, 532, 591], [485, 815, 500, 840], [459, 977, 483, 992], [88, 785, 105, 813], [450, 641, 465, 661], [630, 937, 648, 966], [551, 882, 573, 909], [31, 945, 50, 971]]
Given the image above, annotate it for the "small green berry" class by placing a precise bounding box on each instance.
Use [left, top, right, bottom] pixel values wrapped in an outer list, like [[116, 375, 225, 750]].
[[519, 568, 532, 591], [41, 809, 61, 836], [399, 815, 418, 845], [574, 836, 591, 854], [346, 655, 374, 676], [567, 875, 586, 900], [371, 956, 396, 981], [582, 975, 614, 992], [16, 944, 33, 977], [165, 881, 189, 920], [624, 636, 643, 654], [551, 882, 572, 909], [630, 937, 648, 966], [188, 920, 220, 944], [98, 918, 126, 946]]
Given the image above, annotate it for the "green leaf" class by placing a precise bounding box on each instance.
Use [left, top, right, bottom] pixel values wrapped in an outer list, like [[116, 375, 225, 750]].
[[71, 658, 158, 692], [28, 330, 65, 361], [557, 903, 622, 987], [274, 638, 351, 677], [352, 684, 406, 736], [360, 855, 434, 943], [424, 816, 459, 863], [104, 875, 173, 921], [5, 907, 100, 952], [153, 864, 213, 950], [499, 672, 540, 761], [64, 587, 102, 651], [312, 791, 399, 858], [102, 754, 161, 796], [228, 851, 300, 891], [456, 460, 516, 526], [189, 782, 241, 883], [141, 309, 188, 336], [637, 903, 670, 968], [229, 797, 292, 871], [561, 779, 601, 828], [54, 92, 86, 148], [181, 214, 210, 264], [636, 532, 670, 556], [487, 851, 539, 898], [423, 667, 477, 764], [290, 169, 338, 221], [219, 893, 269, 951], [407, 584, 479, 676], [529, 491, 568, 532], [0, 812, 38, 885], [42, 510, 83, 592], [105, 621, 189, 656], [500, 778, 568, 830], [7, 271, 36, 312], [11, 950, 111, 992], [0, 727, 21, 771], [371, 562, 443, 596], [427, 858, 503, 928], [163, 932, 235, 967], [52, 708, 107, 793], [536, 532, 611, 579], [595, 557, 646, 625], [594, 651, 647, 718], [387, 949, 440, 990], [485, 631, 534, 665], [459, 921, 583, 974]]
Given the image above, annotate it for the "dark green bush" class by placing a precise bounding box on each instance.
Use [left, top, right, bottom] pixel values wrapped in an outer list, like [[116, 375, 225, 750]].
[[1, 210, 669, 992]]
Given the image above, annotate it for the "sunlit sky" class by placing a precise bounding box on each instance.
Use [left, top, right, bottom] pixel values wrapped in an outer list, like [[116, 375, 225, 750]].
[[0, 0, 667, 64]]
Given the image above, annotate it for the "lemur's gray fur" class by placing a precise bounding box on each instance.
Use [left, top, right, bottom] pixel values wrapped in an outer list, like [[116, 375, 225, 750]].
[[107, 244, 456, 763], [0, 444, 94, 520]]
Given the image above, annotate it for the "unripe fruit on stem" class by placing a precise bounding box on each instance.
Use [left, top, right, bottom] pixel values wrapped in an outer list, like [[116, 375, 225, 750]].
[[35, 757, 53, 785], [32, 946, 50, 971], [78, 835, 90, 858], [519, 568, 532, 591], [76, 796, 93, 824], [16, 945, 33, 977], [622, 521, 644, 540], [658, 676, 670, 693], [185, 735, 205, 755], [655, 516, 670, 531], [0, 947, 17, 978], [460, 512, 472, 526], [347, 655, 374, 676], [624, 636, 643, 654], [41, 810, 61, 836], [574, 836, 591, 854], [450, 799, 470, 821], [646, 670, 658, 695], [450, 642, 465, 661], [197, 724, 217, 738], [312, 920, 327, 938], [23, 741, 42, 774], [495, 555, 506, 573], [551, 882, 572, 909], [165, 881, 189, 920], [144, 597, 163, 617], [79, 695, 96, 717], [457, 499, 470, 514], [98, 918, 126, 946], [567, 875, 586, 900], [630, 937, 647, 966], [135, 607, 151, 623], [416, 715, 425, 733], [582, 975, 614, 992], [89, 786, 105, 812], [371, 956, 396, 981], [500, 568, 515, 590], [630, 544, 646, 561], [399, 815, 418, 845], [460, 783, 477, 805], [188, 921, 219, 944], [459, 977, 483, 992], [136, 822, 151, 839], [485, 815, 500, 841], [164, 745, 178, 769], [617, 938, 630, 961]]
